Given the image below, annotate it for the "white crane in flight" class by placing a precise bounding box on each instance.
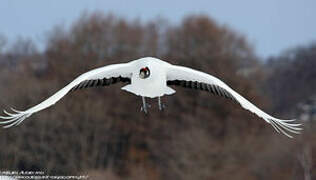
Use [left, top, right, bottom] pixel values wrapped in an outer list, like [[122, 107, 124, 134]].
[[0, 57, 302, 138]]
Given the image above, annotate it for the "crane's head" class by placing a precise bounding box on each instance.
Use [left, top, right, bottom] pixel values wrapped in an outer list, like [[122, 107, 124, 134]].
[[139, 67, 150, 79]]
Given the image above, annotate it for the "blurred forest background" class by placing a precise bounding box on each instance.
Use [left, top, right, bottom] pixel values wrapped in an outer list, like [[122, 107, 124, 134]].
[[0, 12, 315, 180]]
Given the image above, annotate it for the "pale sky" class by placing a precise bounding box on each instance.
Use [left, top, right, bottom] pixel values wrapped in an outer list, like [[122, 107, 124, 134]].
[[1, 0, 316, 58]]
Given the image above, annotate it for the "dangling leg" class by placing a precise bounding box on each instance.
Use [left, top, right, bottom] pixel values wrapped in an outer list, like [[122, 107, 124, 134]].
[[141, 96, 150, 114], [158, 96, 166, 111]]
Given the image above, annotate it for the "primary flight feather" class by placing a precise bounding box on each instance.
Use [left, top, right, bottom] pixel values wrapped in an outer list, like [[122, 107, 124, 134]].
[[0, 57, 302, 137]]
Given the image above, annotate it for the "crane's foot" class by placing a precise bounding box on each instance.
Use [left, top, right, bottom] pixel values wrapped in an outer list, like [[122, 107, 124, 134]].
[[158, 97, 166, 111], [141, 96, 151, 114], [140, 103, 151, 114], [159, 104, 166, 111]]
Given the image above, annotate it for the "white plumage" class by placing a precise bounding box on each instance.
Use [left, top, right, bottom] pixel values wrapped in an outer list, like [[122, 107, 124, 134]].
[[0, 57, 302, 137]]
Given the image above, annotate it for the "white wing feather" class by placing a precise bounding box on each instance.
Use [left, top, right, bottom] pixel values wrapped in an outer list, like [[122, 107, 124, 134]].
[[166, 64, 302, 138], [0, 63, 132, 128]]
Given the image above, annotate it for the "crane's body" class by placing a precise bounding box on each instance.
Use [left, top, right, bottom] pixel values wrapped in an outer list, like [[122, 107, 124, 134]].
[[122, 58, 175, 97]]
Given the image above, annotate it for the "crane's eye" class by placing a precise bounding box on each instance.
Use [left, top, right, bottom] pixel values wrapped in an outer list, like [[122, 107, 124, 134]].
[[139, 67, 150, 79]]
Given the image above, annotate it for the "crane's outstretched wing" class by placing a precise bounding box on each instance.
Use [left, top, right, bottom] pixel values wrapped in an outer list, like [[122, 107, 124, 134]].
[[166, 64, 302, 138], [0, 63, 132, 128]]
